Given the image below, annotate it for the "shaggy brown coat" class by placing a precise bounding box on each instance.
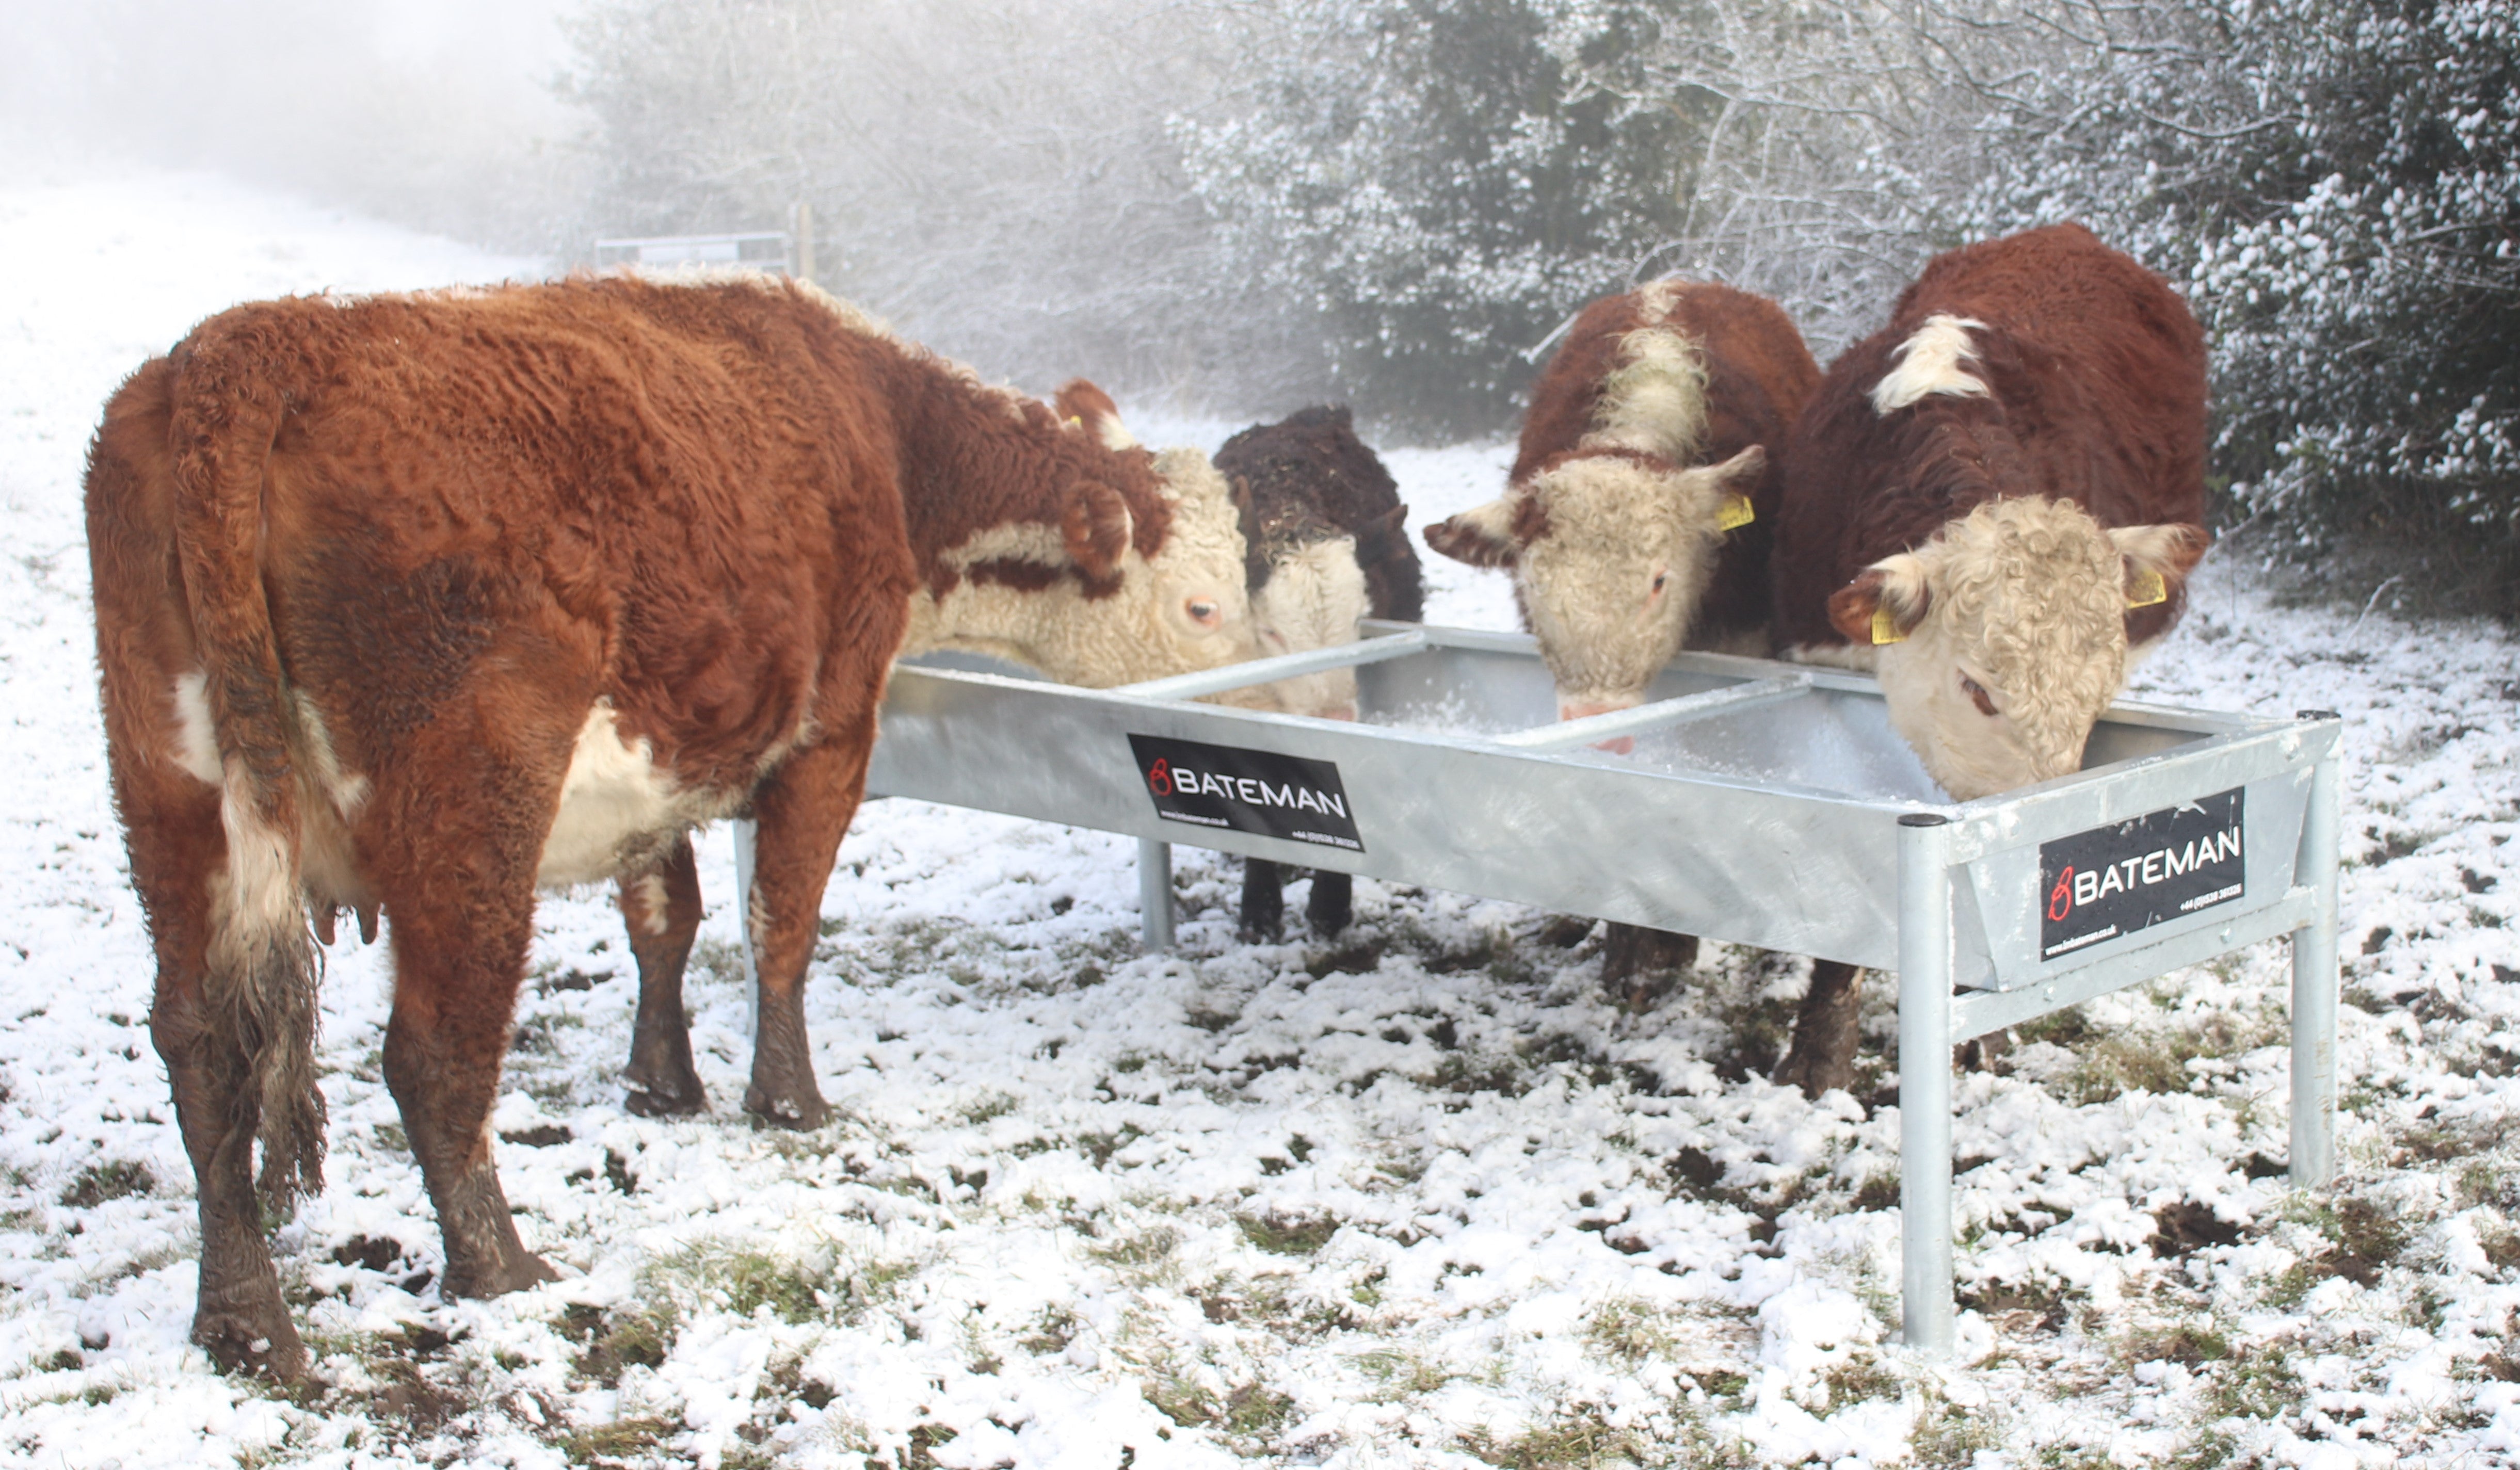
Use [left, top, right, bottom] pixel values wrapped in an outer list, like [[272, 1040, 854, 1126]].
[[87, 273, 1254, 1380]]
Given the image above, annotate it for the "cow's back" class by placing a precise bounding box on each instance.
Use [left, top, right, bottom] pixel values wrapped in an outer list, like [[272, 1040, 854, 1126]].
[[1774, 225, 2206, 651], [191, 278, 916, 795]]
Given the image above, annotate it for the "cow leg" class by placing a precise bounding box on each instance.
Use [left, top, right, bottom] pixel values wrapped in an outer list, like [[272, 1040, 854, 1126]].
[[376, 799, 558, 1299], [1772, 959, 1864, 1099], [1305, 869, 1354, 938], [742, 724, 876, 1129], [618, 834, 707, 1117], [1601, 923, 1699, 1013], [1240, 859, 1286, 943], [130, 781, 308, 1379]]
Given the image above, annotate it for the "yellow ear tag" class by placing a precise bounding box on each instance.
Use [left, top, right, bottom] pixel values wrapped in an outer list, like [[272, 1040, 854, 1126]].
[[2127, 568, 2168, 608], [1717, 493, 1755, 531], [1870, 606, 1905, 644]]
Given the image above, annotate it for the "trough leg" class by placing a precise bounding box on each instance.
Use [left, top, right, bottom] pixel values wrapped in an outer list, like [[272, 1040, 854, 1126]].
[[2291, 728, 2342, 1187], [619, 833, 708, 1117], [1139, 839, 1174, 952], [1896, 812, 1956, 1354]]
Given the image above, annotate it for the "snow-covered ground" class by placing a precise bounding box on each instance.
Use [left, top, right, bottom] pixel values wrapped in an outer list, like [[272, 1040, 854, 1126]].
[[3, 172, 2517, 1470]]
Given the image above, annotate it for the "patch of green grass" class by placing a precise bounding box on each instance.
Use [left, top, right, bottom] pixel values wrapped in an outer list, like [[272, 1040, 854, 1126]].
[[1088, 1224, 1181, 1269], [2201, 1340, 2300, 1421], [1238, 1213, 1339, 1256], [1584, 1297, 1679, 1364], [1823, 1354, 1902, 1408], [1456, 1415, 1647, 1469], [566, 1415, 678, 1467], [717, 1250, 830, 1324], [1354, 1348, 1455, 1399], [1017, 1305, 1081, 1356], [1911, 1396, 2002, 1469], [2118, 1321, 2233, 1369], [2062, 1007, 2284, 1106], [957, 1092, 1018, 1125], [561, 1301, 676, 1384], [59, 1160, 152, 1208]]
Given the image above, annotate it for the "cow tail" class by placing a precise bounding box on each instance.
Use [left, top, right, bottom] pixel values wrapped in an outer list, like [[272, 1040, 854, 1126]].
[[165, 325, 326, 1212]]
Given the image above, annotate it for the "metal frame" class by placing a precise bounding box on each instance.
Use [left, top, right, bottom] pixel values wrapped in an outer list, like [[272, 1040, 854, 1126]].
[[744, 620, 2339, 1350]]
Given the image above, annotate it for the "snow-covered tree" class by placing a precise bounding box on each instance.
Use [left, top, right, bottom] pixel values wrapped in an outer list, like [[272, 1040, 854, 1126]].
[[1177, 0, 1696, 434]]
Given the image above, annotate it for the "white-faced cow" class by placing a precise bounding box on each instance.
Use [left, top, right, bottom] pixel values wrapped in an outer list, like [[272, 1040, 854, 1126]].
[[1767, 222, 2208, 1095], [85, 272, 1263, 1379], [1423, 279, 1819, 1002]]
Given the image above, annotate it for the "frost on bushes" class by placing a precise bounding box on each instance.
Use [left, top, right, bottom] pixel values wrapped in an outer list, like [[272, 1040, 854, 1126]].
[[1951, 0, 2520, 612], [1175, 0, 1693, 435]]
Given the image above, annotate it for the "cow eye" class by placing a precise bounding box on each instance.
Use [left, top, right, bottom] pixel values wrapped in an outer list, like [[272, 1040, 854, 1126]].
[[1185, 598, 1222, 628], [1649, 570, 1669, 598], [1959, 673, 1999, 717]]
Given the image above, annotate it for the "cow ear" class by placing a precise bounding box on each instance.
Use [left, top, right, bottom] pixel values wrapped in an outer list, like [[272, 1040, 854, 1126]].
[[1676, 444, 1766, 527], [1424, 497, 1520, 569], [1827, 554, 1932, 645], [1358, 502, 1410, 562], [1054, 378, 1136, 451], [2109, 523, 2206, 609], [1064, 481, 1134, 577]]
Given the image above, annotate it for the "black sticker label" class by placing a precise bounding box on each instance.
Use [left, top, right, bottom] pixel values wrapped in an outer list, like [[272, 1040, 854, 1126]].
[[1127, 735, 1363, 852], [2039, 786, 2245, 960]]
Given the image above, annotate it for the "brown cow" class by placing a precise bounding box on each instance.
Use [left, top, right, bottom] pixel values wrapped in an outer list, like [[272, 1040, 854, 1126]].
[[84, 272, 1261, 1379], [1423, 279, 1819, 1003], [1767, 222, 2208, 1095]]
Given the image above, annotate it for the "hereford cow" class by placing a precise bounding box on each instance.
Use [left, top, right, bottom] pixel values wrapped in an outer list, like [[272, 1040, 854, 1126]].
[[85, 272, 1263, 1379], [1210, 404, 1423, 939], [1766, 222, 2208, 1095], [1423, 280, 1819, 1001]]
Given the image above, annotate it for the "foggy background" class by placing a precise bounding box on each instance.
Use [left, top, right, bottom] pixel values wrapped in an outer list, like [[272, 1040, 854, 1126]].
[[3, 0, 2512, 615]]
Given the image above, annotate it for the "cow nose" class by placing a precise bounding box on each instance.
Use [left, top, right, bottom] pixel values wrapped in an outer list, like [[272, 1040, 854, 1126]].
[[1560, 700, 1636, 756], [1317, 705, 1359, 722]]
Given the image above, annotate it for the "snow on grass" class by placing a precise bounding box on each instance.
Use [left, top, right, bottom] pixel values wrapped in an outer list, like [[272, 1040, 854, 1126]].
[[3, 172, 2519, 1469]]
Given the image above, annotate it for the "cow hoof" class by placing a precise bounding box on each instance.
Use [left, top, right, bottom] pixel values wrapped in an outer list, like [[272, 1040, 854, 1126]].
[[1770, 1046, 1855, 1100], [624, 1083, 706, 1118], [1305, 874, 1353, 938], [196, 1306, 308, 1382], [744, 1085, 831, 1132], [443, 1250, 560, 1300]]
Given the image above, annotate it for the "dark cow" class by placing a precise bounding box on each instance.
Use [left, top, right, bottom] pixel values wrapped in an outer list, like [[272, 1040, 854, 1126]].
[[1211, 405, 1422, 939], [1423, 279, 1819, 1003], [85, 272, 1262, 1378], [1768, 222, 2209, 1095]]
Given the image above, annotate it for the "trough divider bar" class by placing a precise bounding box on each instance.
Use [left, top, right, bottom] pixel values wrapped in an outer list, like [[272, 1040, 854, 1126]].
[[1492, 673, 1815, 751], [1115, 631, 1428, 702], [1897, 811, 1959, 1354], [2292, 716, 2342, 1186], [1138, 838, 1175, 952]]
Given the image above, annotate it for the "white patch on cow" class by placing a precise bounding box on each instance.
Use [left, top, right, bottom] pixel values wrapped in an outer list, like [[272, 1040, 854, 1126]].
[[207, 760, 303, 977], [291, 689, 370, 816], [899, 446, 1267, 692], [170, 671, 222, 785], [539, 701, 696, 889], [1248, 535, 1367, 719], [1581, 322, 1708, 464], [1864, 496, 2133, 800], [629, 872, 673, 938], [1514, 447, 1761, 712], [1633, 278, 1683, 327], [1870, 315, 1991, 415]]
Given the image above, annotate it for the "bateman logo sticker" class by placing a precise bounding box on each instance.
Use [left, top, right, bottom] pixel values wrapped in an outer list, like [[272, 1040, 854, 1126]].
[[1127, 734, 1363, 852], [2039, 786, 2245, 960]]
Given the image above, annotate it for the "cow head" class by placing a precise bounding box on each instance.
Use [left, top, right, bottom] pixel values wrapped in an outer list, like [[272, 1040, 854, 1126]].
[[1826, 497, 2205, 799], [1426, 445, 1766, 721]]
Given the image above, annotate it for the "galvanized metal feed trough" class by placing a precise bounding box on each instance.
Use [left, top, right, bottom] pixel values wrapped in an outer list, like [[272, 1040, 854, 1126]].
[[835, 620, 2340, 1351]]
